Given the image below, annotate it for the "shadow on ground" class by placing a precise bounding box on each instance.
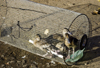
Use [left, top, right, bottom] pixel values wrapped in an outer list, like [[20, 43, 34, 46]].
[[66, 3, 100, 66], [81, 36, 100, 60]]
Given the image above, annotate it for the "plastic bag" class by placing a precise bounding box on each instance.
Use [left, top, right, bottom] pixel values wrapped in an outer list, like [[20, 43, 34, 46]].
[[65, 48, 85, 63]]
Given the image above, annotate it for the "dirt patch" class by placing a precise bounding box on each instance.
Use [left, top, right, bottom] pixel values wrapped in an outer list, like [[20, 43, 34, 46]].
[[0, 41, 72, 68]]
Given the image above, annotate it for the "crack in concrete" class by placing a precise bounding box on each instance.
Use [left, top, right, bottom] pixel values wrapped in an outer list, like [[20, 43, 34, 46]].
[[8, 6, 48, 14], [0, 5, 47, 14]]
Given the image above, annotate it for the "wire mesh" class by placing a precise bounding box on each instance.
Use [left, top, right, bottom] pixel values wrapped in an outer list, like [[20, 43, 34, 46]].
[[0, 1, 90, 64]]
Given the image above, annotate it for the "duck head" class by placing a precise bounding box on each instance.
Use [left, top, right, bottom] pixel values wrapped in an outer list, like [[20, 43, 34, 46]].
[[35, 34, 41, 41]]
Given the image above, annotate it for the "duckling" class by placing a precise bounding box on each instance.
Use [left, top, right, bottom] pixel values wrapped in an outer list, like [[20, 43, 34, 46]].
[[62, 28, 78, 58], [41, 33, 66, 58], [47, 28, 70, 57], [46, 33, 65, 52], [51, 34, 65, 52], [32, 34, 53, 57], [49, 45, 64, 58], [64, 33, 78, 58], [33, 34, 63, 58], [63, 28, 72, 38], [56, 42, 64, 52], [33, 34, 51, 50], [53, 34, 65, 42]]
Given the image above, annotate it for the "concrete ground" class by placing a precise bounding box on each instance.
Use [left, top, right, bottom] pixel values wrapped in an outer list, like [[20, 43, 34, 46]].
[[30, 0, 100, 8], [0, 0, 100, 68]]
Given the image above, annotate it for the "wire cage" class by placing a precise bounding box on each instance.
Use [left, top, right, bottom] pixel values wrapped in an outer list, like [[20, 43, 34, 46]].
[[0, 0, 90, 64]]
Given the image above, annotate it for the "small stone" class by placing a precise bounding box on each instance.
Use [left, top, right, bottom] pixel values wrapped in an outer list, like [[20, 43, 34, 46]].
[[38, 63, 42, 68], [1, 55, 7, 60], [2, 57, 7, 61], [33, 61, 38, 65], [16, 63, 20, 66], [34, 24, 36, 27], [28, 64, 37, 68], [12, 52, 16, 56], [23, 65, 27, 67], [1, 64, 5, 67], [6, 62, 9, 65], [10, 57, 15, 60], [50, 60, 56, 66], [71, 65, 75, 67], [1, 55, 4, 58], [2, 17, 5, 19], [73, 3, 75, 5], [41, 58, 44, 59], [50, 60, 55, 64], [12, 27, 14, 29], [17, 61, 21, 63], [84, 62, 89, 65], [9, 61, 15, 63], [22, 60, 26, 65], [84, 63, 87, 65], [46, 63, 50, 67], [22, 55, 26, 58]]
